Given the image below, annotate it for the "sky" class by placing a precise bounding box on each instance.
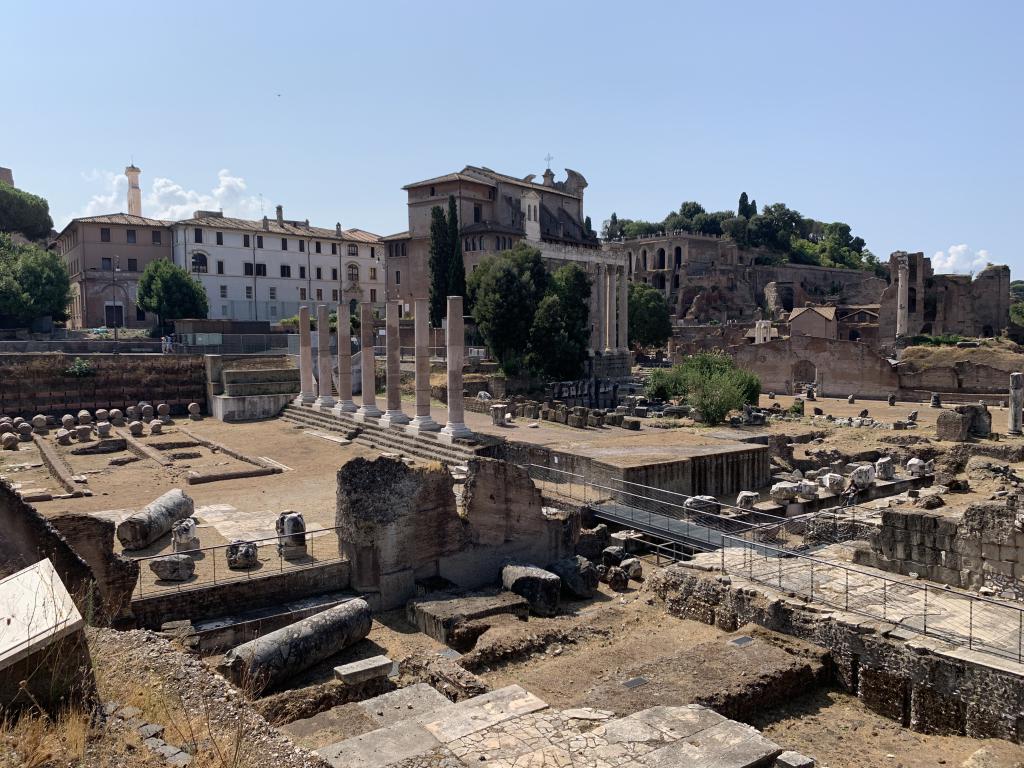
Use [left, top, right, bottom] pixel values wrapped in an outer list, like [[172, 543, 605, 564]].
[[4, 1, 1022, 276]]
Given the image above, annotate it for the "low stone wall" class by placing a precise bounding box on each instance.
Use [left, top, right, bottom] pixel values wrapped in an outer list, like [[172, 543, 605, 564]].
[[130, 560, 351, 629], [0, 353, 205, 416], [647, 564, 1024, 743]]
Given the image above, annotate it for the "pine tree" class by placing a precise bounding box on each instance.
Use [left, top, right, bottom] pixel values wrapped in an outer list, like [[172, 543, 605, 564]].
[[427, 206, 449, 326], [446, 195, 466, 308]]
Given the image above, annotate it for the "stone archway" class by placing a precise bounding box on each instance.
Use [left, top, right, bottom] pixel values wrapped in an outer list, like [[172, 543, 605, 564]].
[[792, 360, 817, 387]]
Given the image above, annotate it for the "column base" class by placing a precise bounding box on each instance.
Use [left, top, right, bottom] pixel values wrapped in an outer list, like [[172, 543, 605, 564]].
[[354, 405, 383, 422], [380, 410, 411, 428], [439, 422, 473, 443], [1009, 430, 1022, 437], [333, 400, 358, 415], [405, 416, 441, 434], [295, 394, 316, 406], [314, 397, 336, 409]]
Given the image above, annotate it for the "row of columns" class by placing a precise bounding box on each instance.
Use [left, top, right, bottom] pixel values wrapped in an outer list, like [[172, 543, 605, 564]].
[[294, 297, 471, 442], [589, 263, 628, 354]]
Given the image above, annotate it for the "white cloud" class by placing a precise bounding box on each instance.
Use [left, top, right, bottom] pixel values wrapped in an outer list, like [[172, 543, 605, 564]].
[[931, 244, 992, 274], [65, 169, 264, 225]]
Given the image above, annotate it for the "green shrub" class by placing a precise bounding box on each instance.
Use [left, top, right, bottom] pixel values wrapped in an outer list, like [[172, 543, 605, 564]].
[[642, 351, 760, 425], [63, 357, 95, 378]]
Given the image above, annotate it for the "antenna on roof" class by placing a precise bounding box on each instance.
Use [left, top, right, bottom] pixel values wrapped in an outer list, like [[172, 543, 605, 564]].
[[544, 153, 554, 169]]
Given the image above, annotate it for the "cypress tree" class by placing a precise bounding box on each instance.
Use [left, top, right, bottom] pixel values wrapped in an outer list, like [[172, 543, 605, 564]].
[[428, 205, 449, 326], [446, 195, 467, 308], [738, 192, 750, 218]]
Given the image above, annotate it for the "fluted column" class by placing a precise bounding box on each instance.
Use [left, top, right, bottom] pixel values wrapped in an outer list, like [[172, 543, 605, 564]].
[[440, 295, 473, 442], [380, 302, 409, 427], [617, 265, 629, 353], [605, 266, 616, 353], [407, 298, 440, 433], [591, 263, 604, 355], [896, 254, 909, 343], [1010, 372, 1023, 436], [296, 304, 316, 404], [355, 302, 382, 419], [314, 304, 335, 408], [333, 302, 356, 413]]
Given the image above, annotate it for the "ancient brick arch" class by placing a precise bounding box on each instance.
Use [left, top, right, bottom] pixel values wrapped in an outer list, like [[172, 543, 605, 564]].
[[792, 359, 817, 386]]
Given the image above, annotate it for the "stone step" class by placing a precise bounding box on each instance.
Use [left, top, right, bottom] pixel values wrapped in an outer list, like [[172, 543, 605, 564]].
[[316, 684, 546, 768]]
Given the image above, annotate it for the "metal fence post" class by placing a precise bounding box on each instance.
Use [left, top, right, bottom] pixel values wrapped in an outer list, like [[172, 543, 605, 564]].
[[883, 580, 887, 620], [810, 560, 814, 601], [845, 569, 849, 611], [969, 600, 973, 650], [923, 587, 928, 633]]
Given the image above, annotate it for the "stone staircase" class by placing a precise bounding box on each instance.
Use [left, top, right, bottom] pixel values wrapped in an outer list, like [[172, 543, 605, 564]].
[[278, 403, 479, 466], [312, 683, 811, 768]]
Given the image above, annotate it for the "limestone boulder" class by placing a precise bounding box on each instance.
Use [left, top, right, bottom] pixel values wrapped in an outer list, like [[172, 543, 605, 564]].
[[601, 546, 626, 567], [18, 423, 33, 441], [31, 414, 47, 431], [128, 420, 144, 436], [684, 495, 720, 515], [149, 554, 195, 582], [735, 491, 759, 510], [875, 456, 895, 481], [226, 540, 259, 569], [502, 564, 561, 616], [620, 557, 643, 581], [77, 410, 92, 425], [55, 428, 72, 446], [549, 555, 599, 598], [907, 457, 927, 477], [576, 524, 610, 563], [94, 409, 109, 423], [60, 414, 75, 429], [96, 421, 112, 438], [770, 482, 800, 502], [605, 566, 629, 592], [936, 411, 970, 442], [796, 480, 819, 499], [850, 464, 875, 489], [819, 473, 845, 493], [149, 419, 163, 434], [1, 433, 18, 450], [109, 408, 125, 426]]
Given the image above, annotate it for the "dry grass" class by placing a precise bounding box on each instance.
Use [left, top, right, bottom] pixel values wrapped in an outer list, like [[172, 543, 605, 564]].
[[0, 706, 135, 768], [901, 337, 1024, 371]]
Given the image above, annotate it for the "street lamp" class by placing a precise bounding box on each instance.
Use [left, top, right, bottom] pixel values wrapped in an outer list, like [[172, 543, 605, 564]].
[[89, 256, 130, 354]]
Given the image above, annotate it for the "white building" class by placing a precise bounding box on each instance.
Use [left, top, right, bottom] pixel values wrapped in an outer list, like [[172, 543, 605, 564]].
[[170, 205, 385, 322]]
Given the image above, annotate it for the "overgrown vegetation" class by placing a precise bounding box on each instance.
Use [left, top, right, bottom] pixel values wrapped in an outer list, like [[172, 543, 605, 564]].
[[0, 233, 70, 327], [63, 357, 95, 378], [279, 309, 359, 333], [0, 182, 53, 240], [628, 282, 672, 349], [644, 352, 760, 426], [468, 243, 591, 380], [136, 259, 208, 331], [603, 192, 880, 273], [906, 333, 964, 347]]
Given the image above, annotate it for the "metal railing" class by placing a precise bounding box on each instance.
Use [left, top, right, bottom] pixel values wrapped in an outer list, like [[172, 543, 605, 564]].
[[132, 525, 343, 597], [525, 461, 1024, 664]]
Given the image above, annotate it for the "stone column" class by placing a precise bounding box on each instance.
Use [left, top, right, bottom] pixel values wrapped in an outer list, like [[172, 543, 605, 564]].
[[407, 298, 439, 433], [296, 305, 316, 405], [590, 263, 604, 355], [617, 265, 629, 353], [314, 305, 335, 408], [333, 303, 357, 413], [605, 266, 616, 353], [1010, 372, 1024, 436], [355, 302, 382, 420], [380, 302, 409, 427], [895, 254, 909, 343], [440, 295, 473, 442]]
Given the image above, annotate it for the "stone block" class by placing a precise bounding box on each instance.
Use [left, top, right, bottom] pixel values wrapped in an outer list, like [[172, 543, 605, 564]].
[[501, 564, 561, 616], [936, 411, 971, 442], [621, 417, 641, 430], [548, 555, 599, 598], [601, 546, 626, 567], [148, 555, 195, 582], [775, 751, 816, 768], [334, 655, 393, 685]]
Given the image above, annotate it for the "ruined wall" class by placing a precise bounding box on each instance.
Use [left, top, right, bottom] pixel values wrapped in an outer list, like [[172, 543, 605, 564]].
[[0, 353, 206, 416], [648, 565, 1024, 743], [335, 456, 579, 609], [897, 361, 1012, 396], [854, 502, 1024, 597], [730, 336, 899, 397], [49, 514, 138, 625]]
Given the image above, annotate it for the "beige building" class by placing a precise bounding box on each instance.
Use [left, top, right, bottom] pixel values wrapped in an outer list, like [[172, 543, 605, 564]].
[[54, 212, 171, 329], [788, 306, 837, 340]]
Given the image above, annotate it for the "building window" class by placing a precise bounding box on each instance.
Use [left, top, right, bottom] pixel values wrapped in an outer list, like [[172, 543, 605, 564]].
[[101, 257, 112, 271], [370, 246, 375, 258], [332, 289, 339, 301], [474, 204, 482, 223], [316, 267, 322, 280], [152, 230, 162, 245], [369, 267, 377, 280], [331, 267, 338, 280], [221, 305, 228, 316], [347, 244, 358, 257], [244, 262, 254, 276], [191, 253, 208, 273], [243, 234, 251, 248], [316, 289, 323, 300], [255, 263, 267, 276], [299, 266, 306, 279], [194, 228, 203, 244], [127, 258, 138, 272], [269, 287, 277, 300], [256, 235, 264, 248], [299, 288, 307, 300], [488, 189, 495, 200], [281, 238, 288, 251], [136, 306, 146, 321], [126, 229, 137, 244], [270, 305, 277, 317], [370, 289, 377, 302], [395, 270, 401, 285], [215, 231, 223, 246], [245, 286, 253, 300], [331, 243, 337, 255], [281, 264, 291, 278], [315, 241, 322, 254], [100, 227, 111, 242], [429, 186, 436, 196], [347, 264, 358, 283], [219, 285, 227, 298], [299, 240, 305, 253], [217, 260, 224, 274]]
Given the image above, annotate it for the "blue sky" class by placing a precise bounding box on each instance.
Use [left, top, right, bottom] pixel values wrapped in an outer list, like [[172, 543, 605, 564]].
[[5, 1, 1021, 275]]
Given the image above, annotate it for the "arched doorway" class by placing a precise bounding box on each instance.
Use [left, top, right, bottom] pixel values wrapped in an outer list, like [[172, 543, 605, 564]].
[[674, 246, 682, 267], [848, 329, 861, 341], [792, 360, 817, 388], [656, 248, 666, 270]]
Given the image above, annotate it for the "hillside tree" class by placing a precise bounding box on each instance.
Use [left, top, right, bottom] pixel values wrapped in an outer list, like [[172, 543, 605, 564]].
[[628, 282, 672, 349], [0, 184, 53, 240], [137, 259, 208, 330]]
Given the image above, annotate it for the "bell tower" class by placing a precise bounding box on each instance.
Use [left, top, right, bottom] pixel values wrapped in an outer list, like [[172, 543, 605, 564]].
[[125, 164, 142, 216]]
